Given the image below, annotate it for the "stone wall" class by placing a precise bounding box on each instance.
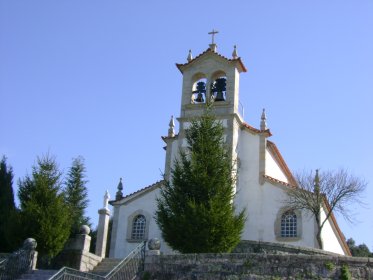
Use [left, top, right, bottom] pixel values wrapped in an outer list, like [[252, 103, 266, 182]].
[[233, 240, 339, 256], [144, 253, 373, 280]]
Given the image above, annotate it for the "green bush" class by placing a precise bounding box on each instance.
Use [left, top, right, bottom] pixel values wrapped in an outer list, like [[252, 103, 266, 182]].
[[340, 264, 352, 280], [324, 261, 335, 271]]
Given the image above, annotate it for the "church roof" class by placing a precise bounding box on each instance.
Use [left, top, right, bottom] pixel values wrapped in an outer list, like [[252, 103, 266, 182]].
[[263, 175, 295, 188], [242, 122, 272, 136], [176, 48, 247, 73], [110, 180, 164, 206]]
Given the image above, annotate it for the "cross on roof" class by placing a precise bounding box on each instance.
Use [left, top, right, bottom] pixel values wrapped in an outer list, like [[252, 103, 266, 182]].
[[208, 29, 219, 44]]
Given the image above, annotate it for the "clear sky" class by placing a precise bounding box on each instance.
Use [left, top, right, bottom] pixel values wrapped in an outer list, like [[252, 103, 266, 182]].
[[1, 1, 372, 250]]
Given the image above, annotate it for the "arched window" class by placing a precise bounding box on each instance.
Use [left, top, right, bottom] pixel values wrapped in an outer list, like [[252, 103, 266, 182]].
[[281, 211, 297, 237], [131, 215, 146, 240], [211, 72, 227, 102], [192, 77, 207, 104]]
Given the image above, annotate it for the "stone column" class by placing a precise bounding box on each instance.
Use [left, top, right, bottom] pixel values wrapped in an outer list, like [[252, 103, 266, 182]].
[[259, 109, 268, 185], [95, 191, 111, 258]]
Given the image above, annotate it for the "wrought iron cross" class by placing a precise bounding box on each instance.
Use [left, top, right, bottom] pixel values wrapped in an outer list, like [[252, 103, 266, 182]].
[[208, 29, 219, 44]]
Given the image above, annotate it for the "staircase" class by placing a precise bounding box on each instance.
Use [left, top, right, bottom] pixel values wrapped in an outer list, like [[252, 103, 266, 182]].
[[90, 258, 122, 276], [17, 269, 58, 280]]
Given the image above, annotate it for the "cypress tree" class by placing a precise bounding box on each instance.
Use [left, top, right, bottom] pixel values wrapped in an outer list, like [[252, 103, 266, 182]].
[[0, 156, 17, 252], [156, 106, 245, 253], [65, 156, 90, 236], [18, 154, 71, 266]]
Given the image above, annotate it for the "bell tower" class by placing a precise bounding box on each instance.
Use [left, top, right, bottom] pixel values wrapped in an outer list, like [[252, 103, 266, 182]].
[[176, 41, 247, 120], [163, 33, 247, 180]]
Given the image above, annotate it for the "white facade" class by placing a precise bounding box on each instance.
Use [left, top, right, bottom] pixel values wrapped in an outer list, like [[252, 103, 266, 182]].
[[109, 45, 350, 258]]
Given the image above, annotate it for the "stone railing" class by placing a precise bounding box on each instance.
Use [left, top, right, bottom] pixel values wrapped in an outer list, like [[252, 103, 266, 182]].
[[0, 238, 38, 280], [50, 241, 146, 280], [0, 253, 10, 261]]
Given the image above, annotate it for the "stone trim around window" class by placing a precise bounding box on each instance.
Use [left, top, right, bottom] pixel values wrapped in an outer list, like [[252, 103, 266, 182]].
[[126, 209, 150, 243], [274, 207, 302, 242]]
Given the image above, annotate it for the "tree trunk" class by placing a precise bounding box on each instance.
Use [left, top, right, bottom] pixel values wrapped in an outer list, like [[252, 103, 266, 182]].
[[316, 228, 323, 249], [315, 215, 323, 249]]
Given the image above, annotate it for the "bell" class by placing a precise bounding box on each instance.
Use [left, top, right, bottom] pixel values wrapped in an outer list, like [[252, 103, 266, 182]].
[[195, 93, 204, 103], [215, 91, 225, 101]]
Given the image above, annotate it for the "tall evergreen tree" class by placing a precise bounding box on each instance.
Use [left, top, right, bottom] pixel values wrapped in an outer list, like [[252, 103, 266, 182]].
[[155, 106, 245, 253], [65, 156, 90, 236], [18, 154, 71, 266], [0, 156, 18, 252]]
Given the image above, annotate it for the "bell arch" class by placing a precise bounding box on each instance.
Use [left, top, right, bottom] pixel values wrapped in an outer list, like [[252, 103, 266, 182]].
[[191, 73, 207, 104], [210, 70, 227, 102]]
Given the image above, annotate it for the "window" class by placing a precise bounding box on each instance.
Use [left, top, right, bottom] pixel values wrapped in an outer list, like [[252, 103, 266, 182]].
[[211, 76, 227, 101], [131, 215, 146, 240], [192, 78, 207, 103], [281, 211, 297, 237], [275, 208, 302, 241], [126, 210, 150, 242]]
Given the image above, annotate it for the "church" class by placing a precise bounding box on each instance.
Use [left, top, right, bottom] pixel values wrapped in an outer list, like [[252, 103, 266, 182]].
[[108, 36, 350, 258]]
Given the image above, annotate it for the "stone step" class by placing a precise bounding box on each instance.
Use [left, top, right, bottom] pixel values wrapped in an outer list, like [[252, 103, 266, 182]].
[[90, 258, 122, 275], [17, 269, 58, 280]]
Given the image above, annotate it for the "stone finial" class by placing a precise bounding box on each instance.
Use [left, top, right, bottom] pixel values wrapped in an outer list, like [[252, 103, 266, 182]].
[[148, 238, 161, 250], [314, 169, 320, 194], [232, 45, 238, 59], [80, 225, 91, 235], [187, 49, 193, 62], [168, 115, 175, 137], [147, 238, 161, 256], [23, 238, 37, 250], [260, 108, 267, 130], [115, 178, 123, 200], [103, 190, 110, 209]]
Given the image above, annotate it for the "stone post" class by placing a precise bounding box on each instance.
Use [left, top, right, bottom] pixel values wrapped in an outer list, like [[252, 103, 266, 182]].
[[24, 238, 38, 271], [68, 225, 91, 253], [95, 190, 111, 258]]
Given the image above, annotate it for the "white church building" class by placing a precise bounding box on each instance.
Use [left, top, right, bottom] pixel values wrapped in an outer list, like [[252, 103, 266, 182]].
[[108, 40, 350, 258]]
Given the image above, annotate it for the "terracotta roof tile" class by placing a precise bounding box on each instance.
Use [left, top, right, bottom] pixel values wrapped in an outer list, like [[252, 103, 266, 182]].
[[263, 175, 295, 188], [242, 122, 272, 136]]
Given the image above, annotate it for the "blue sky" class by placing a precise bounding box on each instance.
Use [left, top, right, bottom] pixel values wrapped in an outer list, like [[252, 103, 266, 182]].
[[1, 1, 372, 249]]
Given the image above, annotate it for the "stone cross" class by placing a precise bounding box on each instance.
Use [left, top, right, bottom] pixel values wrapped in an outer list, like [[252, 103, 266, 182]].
[[208, 29, 219, 44]]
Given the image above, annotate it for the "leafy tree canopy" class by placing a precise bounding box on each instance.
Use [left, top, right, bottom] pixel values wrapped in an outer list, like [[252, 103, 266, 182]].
[[347, 238, 372, 257]]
